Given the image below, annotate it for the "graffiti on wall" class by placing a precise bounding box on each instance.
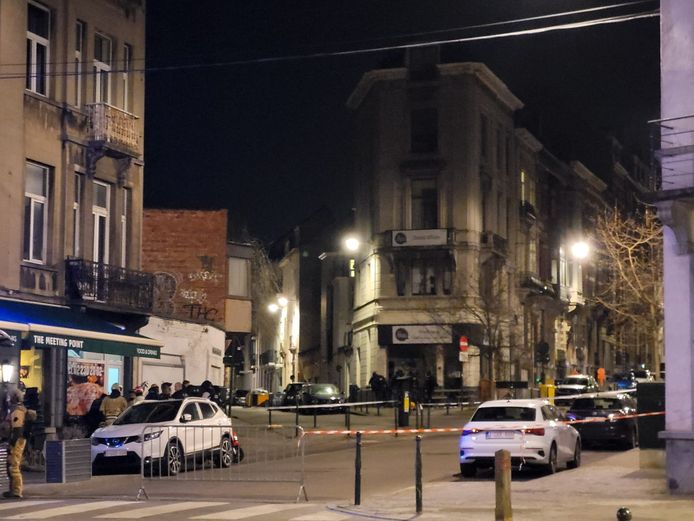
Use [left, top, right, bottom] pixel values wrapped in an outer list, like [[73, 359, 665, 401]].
[[151, 257, 222, 324]]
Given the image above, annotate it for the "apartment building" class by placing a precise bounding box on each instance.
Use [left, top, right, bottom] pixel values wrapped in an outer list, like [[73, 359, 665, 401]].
[[344, 50, 607, 397], [0, 0, 158, 436]]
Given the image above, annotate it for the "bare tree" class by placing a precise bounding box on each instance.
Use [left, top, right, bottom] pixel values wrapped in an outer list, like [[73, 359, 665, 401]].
[[593, 206, 663, 372], [249, 240, 281, 345]]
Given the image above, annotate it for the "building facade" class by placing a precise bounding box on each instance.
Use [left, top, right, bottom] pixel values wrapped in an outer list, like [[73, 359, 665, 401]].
[[344, 53, 612, 397], [140, 209, 230, 387], [0, 0, 159, 438]]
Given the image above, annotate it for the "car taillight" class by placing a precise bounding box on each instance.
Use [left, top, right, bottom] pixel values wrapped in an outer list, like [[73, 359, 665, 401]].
[[462, 428, 481, 436], [522, 427, 545, 436]]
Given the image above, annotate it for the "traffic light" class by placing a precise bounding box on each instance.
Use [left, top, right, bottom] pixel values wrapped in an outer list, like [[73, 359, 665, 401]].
[[535, 341, 550, 364]]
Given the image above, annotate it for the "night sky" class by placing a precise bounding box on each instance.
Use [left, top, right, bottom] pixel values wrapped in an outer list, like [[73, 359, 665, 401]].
[[144, 0, 660, 242]]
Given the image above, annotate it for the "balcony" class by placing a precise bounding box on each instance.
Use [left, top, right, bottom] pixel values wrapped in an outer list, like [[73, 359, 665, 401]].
[[86, 103, 140, 155], [65, 259, 153, 315], [20, 264, 58, 297], [480, 232, 508, 256], [520, 200, 537, 225]]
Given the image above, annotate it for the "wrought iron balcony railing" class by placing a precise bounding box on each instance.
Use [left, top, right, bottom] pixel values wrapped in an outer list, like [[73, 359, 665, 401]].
[[86, 102, 140, 153], [65, 258, 153, 314]]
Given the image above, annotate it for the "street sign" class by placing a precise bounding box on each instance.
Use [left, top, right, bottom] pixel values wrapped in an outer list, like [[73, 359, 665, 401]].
[[459, 351, 469, 363], [459, 336, 469, 352]]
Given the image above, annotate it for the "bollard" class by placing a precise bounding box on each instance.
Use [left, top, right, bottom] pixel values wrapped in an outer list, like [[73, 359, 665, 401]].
[[354, 431, 362, 505], [446, 402, 450, 415], [313, 409, 317, 428], [427, 405, 431, 429], [415, 435, 422, 514], [616, 507, 632, 521], [393, 404, 399, 436], [345, 406, 351, 431], [495, 449, 512, 521], [268, 409, 272, 425], [295, 403, 300, 428]]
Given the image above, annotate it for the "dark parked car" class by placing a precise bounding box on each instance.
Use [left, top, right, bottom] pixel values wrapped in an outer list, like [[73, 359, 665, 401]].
[[283, 383, 306, 406], [231, 389, 250, 406], [298, 383, 345, 413], [566, 393, 638, 449]]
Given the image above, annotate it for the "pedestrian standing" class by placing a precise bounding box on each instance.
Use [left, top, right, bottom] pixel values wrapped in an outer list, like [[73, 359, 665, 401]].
[[424, 372, 436, 403], [100, 383, 128, 426], [85, 393, 106, 435], [172, 382, 187, 399], [159, 382, 172, 400], [4, 388, 36, 499], [145, 384, 160, 400]]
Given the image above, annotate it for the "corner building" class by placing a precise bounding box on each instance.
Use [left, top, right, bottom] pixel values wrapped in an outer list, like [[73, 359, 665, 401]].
[[346, 52, 596, 396]]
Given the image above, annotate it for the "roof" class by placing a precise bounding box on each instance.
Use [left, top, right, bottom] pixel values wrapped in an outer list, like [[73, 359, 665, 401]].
[[478, 399, 547, 408]]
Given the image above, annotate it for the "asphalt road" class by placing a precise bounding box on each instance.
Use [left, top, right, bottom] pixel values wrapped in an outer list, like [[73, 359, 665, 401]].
[[17, 431, 612, 520]]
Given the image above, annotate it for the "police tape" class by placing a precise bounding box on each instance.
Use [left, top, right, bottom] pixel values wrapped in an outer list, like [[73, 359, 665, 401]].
[[295, 410, 665, 436]]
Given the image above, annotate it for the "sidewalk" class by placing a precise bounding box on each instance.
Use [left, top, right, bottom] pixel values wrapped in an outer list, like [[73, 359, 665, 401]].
[[336, 449, 693, 521]]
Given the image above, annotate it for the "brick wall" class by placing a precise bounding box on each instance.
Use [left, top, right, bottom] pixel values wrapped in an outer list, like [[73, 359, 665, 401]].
[[142, 209, 227, 327]]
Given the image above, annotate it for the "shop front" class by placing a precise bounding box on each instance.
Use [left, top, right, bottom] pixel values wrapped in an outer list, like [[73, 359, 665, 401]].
[[0, 299, 162, 439]]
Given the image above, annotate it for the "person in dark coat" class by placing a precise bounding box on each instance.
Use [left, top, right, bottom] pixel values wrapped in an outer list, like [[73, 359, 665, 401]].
[[145, 384, 160, 400], [424, 372, 436, 403], [85, 393, 106, 436]]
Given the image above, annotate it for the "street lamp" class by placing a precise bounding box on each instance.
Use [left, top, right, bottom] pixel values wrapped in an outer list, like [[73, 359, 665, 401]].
[[277, 295, 289, 307], [570, 240, 590, 260], [1, 360, 14, 384], [267, 302, 280, 313], [344, 236, 360, 252]]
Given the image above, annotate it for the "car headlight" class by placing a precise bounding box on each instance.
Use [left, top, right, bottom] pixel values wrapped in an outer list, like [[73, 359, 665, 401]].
[[141, 430, 163, 442]]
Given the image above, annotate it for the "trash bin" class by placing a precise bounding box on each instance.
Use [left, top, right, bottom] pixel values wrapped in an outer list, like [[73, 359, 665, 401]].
[[398, 391, 410, 427], [45, 438, 91, 483], [249, 389, 269, 407]]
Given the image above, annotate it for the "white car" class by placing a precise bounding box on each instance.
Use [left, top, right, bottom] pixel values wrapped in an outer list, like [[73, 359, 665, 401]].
[[91, 398, 241, 475], [459, 399, 581, 477], [554, 374, 599, 397]]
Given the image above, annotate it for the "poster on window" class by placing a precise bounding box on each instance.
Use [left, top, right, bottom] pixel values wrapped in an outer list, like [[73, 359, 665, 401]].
[[66, 359, 105, 416]]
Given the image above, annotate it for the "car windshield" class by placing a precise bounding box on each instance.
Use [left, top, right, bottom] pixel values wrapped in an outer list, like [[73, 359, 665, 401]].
[[560, 377, 589, 386], [308, 384, 339, 396], [113, 400, 182, 425], [633, 370, 650, 378], [471, 406, 537, 422], [571, 398, 622, 410], [234, 390, 249, 396], [285, 384, 304, 394]]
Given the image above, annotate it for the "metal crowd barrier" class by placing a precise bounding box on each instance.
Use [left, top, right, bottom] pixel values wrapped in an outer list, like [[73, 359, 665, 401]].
[[138, 424, 306, 501]]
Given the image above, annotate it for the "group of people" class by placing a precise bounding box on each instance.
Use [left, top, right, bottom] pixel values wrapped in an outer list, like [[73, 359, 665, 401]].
[[368, 370, 438, 404], [84, 379, 222, 436]]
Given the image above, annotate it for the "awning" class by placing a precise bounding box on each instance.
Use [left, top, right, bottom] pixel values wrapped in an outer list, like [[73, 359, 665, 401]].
[[0, 299, 161, 359]]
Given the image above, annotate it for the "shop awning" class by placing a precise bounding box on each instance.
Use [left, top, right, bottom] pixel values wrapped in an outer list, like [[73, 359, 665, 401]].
[[0, 299, 161, 359]]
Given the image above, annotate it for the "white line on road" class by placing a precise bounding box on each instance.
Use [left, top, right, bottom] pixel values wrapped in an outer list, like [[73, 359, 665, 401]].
[[191, 503, 310, 520], [0, 503, 59, 512], [2, 501, 135, 519], [95, 501, 228, 519], [290, 511, 354, 521]]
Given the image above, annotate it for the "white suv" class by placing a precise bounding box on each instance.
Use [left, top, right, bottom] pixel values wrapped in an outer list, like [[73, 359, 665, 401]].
[[459, 399, 580, 477], [91, 398, 241, 475]]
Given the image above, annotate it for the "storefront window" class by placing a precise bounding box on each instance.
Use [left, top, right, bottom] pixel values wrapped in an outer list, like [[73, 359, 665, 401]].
[[66, 351, 123, 418]]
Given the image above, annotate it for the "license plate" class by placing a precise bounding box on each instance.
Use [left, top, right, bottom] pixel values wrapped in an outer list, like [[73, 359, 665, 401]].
[[104, 449, 127, 457], [486, 431, 515, 439]]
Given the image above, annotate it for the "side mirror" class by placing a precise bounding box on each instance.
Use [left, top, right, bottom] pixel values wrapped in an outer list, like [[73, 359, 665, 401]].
[[180, 413, 193, 423]]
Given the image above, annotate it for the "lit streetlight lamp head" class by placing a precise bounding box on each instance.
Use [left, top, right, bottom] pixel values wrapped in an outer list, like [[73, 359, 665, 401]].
[[277, 296, 289, 307], [344, 236, 360, 252], [267, 303, 280, 313], [571, 241, 590, 260]]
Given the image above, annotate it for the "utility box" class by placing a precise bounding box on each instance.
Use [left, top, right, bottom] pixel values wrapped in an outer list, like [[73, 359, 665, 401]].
[[45, 438, 92, 483], [637, 382, 665, 449]]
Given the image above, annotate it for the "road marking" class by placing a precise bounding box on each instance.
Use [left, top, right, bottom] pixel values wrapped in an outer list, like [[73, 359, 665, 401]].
[[291, 512, 354, 521], [192, 503, 309, 520], [95, 501, 228, 519], [3, 501, 134, 519], [0, 503, 59, 512]]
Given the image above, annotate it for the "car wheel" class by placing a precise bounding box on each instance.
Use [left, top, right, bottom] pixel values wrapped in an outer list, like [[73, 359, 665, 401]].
[[165, 441, 183, 476], [218, 437, 234, 468], [460, 463, 476, 478], [545, 443, 558, 475], [567, 440, 581, 469]]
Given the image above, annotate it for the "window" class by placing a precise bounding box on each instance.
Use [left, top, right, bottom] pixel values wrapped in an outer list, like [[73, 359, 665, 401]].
[[410, 108, 438, 153], [528, 236, 538, 274], [73, 173, 82, 257], [24, 162, 49, 263], [74, 21, 84, 106], [411, 260, 436, 295], [558, 246, 568, 286], [92, 181, 110, 264], [26, 2, 50, 95], [520, 169, 536, 206], [411, 178, 437, 229], [228, 257, 250, 297], [181, 403, 200, 421], [93, 33, 112, 103], [198, 402, 216, 419], [120, 189, 129, 267], [122, 44, 132, 111]]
